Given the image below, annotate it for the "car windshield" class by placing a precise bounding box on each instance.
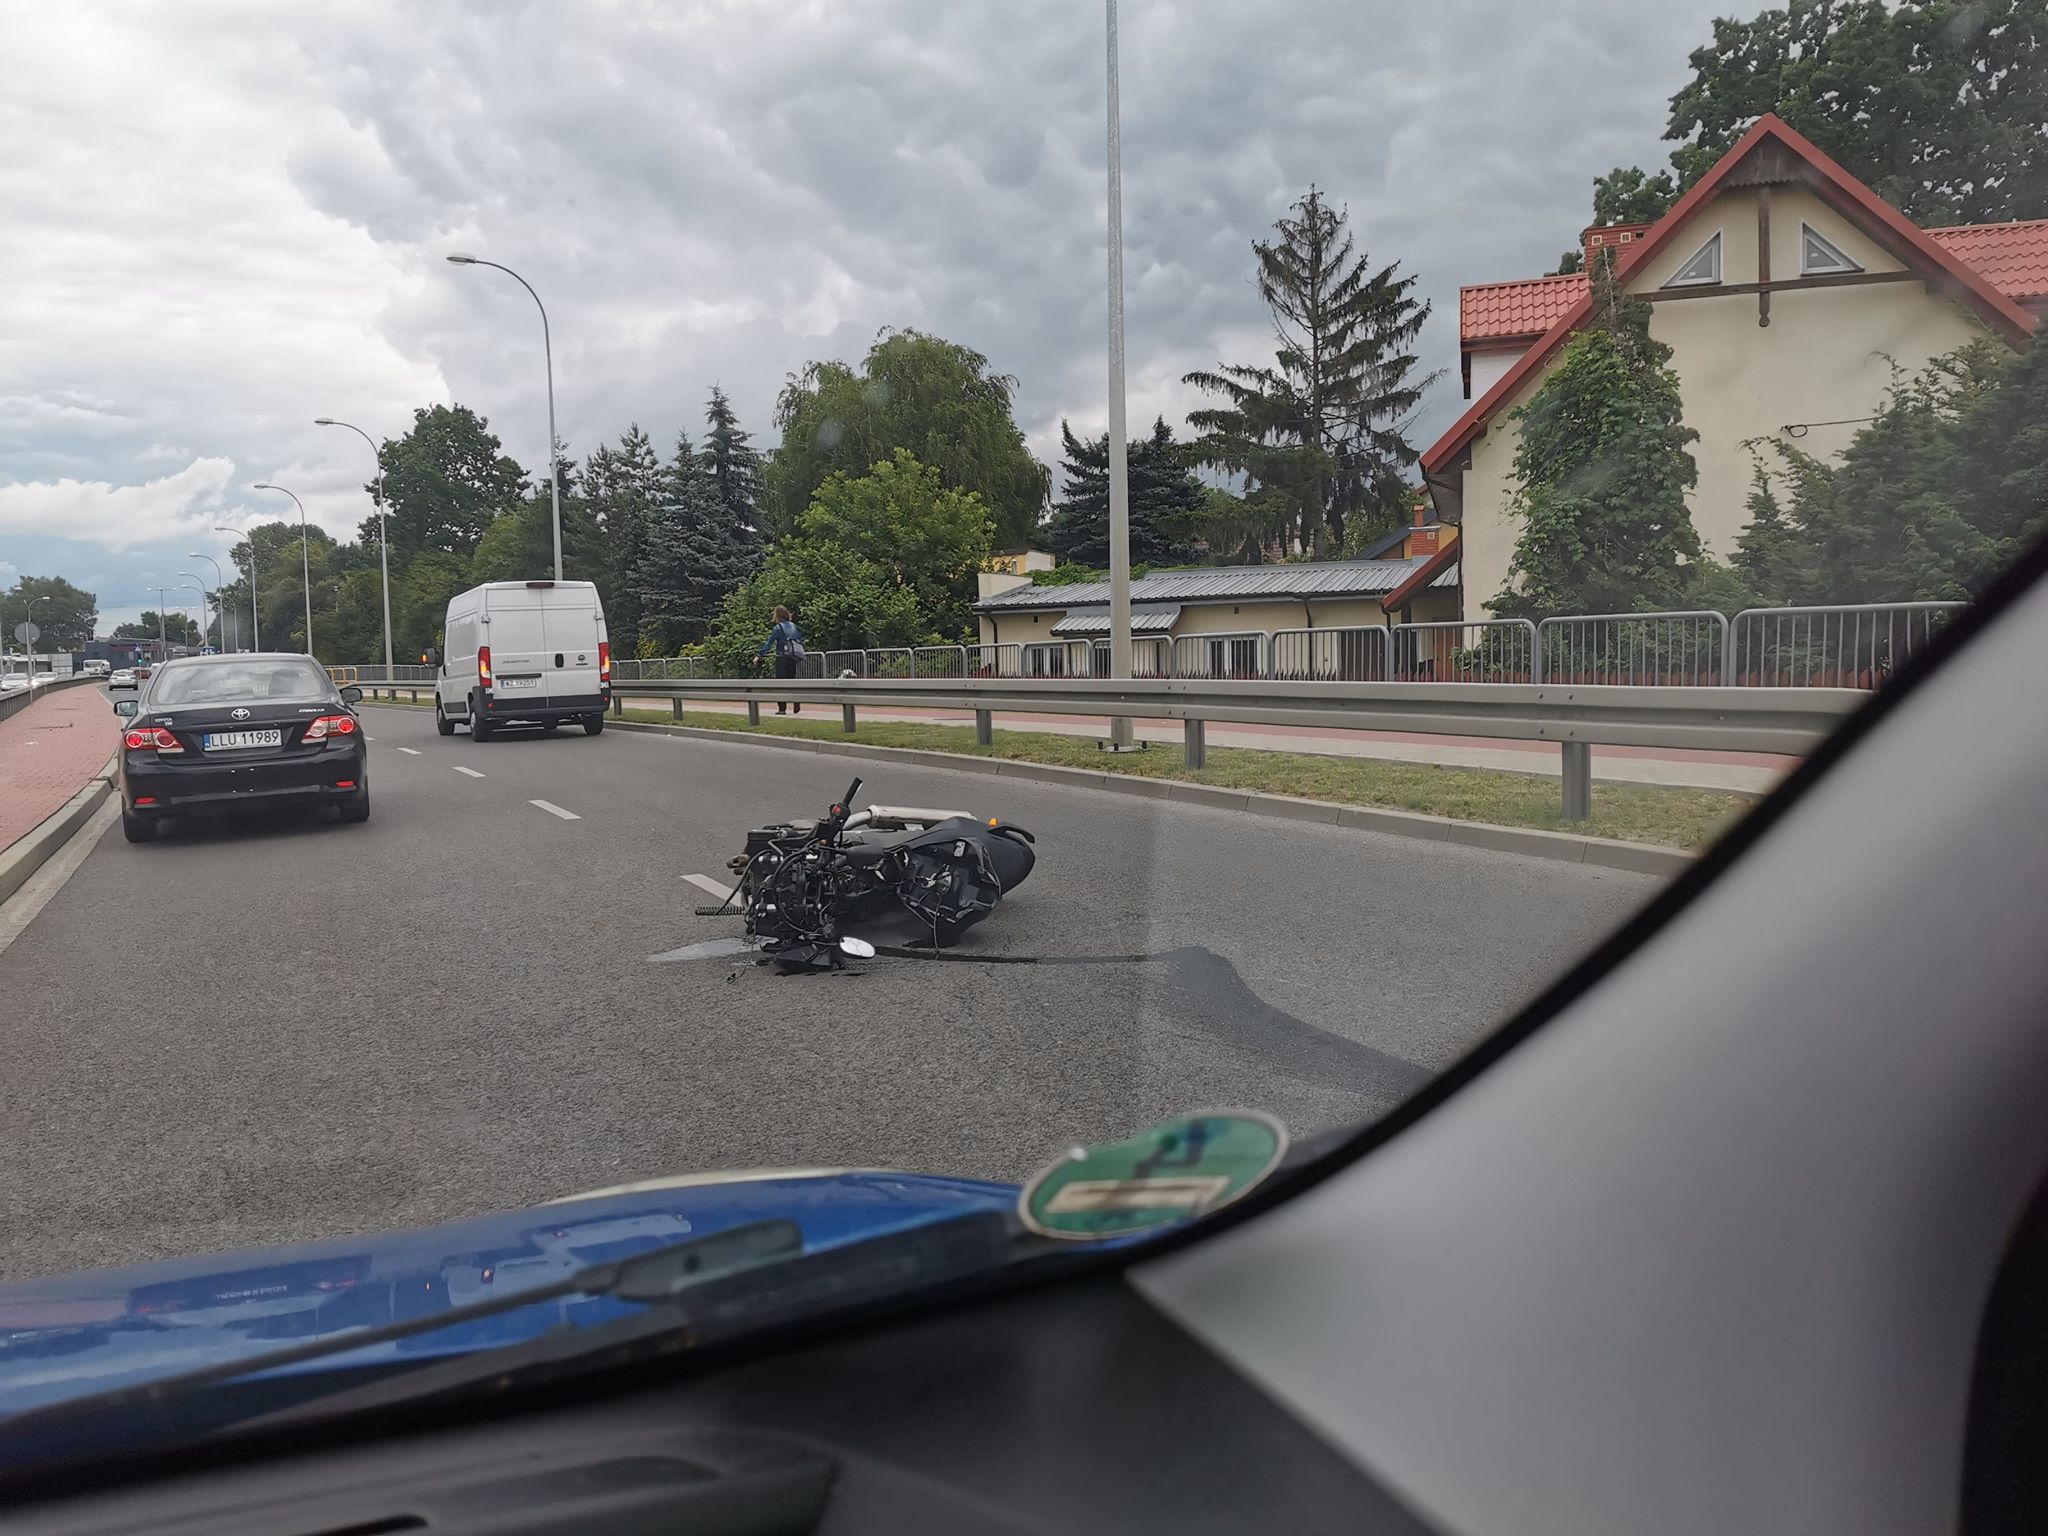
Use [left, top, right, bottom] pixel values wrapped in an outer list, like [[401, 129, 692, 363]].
[[149, 660, 332, 706], [1, 0, 2043, 1472]]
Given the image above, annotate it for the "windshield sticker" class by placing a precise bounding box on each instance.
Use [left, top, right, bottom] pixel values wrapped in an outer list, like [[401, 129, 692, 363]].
[[1019, 1111, 1288, 1240]]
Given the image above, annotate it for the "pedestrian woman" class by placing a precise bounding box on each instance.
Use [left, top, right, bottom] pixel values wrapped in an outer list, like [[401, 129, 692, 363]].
[[754, 604, 804, 714]]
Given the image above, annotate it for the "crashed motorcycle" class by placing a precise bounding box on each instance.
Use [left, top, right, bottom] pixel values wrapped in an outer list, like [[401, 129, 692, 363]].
[[697, 777, 1037, 969]]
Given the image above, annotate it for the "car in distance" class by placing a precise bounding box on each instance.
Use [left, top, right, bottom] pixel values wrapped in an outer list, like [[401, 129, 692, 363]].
[[82, 660, 111, 678], [113, 654, 369, 843], [432, 579, 612, 740], [0, 673, 27, 694], [108, 668, 137, 689]]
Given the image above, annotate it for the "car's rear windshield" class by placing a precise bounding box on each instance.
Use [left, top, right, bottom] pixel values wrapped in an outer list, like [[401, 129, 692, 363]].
[[151, 661, 333, 707]]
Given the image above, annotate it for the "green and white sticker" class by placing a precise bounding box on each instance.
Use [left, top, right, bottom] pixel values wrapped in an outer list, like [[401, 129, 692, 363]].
[[1019, 1110, 1289, 1240]]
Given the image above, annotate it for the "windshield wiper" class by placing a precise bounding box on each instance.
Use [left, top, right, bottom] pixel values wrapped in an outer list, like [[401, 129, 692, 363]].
[[0, 1218, 805, 1448]]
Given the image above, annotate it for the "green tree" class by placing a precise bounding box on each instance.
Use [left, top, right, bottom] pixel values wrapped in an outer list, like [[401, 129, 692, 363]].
[[635, 426, 761, 651], [583, 424, 664, 645], [1185, 187, 1434, 557], [373, 405, 530, 564], [4, 575, 97, 650], [1042, 417, 1205, 567], [1733, 339, 2045, 604], [1490, 270, 1704, 617], [395, 551, 471, 657], [1576, 0, 2048, 254], [703, 449, 993, 669], [112, 612, 201, 646], [699, 385, 765, 537], [765, 329, 1048, 546]]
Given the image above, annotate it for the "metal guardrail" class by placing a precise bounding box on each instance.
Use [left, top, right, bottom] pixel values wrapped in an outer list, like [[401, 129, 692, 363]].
[[1269, 625, 1390, 682], [1730, 603, 1961, 687], [347, 674, 1855, 824], [1171, 632, 1269, 680]]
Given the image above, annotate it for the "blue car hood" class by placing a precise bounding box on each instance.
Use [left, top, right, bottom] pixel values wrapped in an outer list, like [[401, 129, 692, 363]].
[[0, 1169, 1017, 1422]]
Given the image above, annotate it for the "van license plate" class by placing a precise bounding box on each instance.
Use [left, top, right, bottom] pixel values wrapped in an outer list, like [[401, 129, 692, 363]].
[[204, 729, 283, 750], [496, 676, 540, 690]]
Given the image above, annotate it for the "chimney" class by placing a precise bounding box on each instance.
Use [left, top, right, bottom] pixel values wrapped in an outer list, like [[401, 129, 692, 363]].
[[1582, 221, 1654, 276]]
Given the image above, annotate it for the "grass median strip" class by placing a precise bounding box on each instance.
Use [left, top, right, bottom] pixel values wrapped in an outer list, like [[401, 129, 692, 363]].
[[634, 708, 1745, 851], [361, 695, 1746, 849]]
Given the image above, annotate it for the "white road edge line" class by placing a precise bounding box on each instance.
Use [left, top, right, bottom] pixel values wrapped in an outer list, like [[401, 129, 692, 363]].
[[452, 765, 485, 778], [530, 799, 580, 821], [397, 747, 422, 756], [682, 872, 736, 900]]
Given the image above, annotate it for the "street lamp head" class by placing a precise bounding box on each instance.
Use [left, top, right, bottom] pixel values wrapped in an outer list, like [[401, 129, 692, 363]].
[[253, 482, 278, 491], [446, 252, 478, 265], [313, 417, 336, 426]]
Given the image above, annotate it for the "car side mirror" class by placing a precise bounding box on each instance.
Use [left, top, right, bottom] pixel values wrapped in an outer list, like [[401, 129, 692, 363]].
[[114, 699, 138, 717], [339, 684, 363, 704]]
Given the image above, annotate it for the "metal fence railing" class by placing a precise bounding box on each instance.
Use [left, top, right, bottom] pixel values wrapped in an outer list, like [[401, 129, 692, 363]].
[[1391, 619, 1538, 684], [1729, 603, 1962, 688], [1171, 632, 1269, 680], [1267, 625, 1391, 681], [1535, 611, 1732, 687], [346, 600, 1965, 699]]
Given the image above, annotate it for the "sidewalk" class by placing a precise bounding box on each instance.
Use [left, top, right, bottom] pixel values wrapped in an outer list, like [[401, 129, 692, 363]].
[[0, 685, 120, 853], [670, 700, 1798, 794]]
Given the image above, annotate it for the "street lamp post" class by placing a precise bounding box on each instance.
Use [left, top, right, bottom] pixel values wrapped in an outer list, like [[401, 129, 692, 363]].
[[185, 555, 225, 651], [1103, 0, 1135, 747], [253, 484, 314, 656], [315, 418, 394, 677], [216, 526, 259, 651], [446, 253, 563, 580], [28, 594, 51, 674], [176, 580, 208, 658]]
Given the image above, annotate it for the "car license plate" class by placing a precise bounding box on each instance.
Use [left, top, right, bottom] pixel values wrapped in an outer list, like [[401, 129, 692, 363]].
[[203, 729, 283, 750], [496, 675, 540, 690]]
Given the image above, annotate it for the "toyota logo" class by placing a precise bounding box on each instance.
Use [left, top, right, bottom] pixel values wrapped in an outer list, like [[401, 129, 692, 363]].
[[230, 707, 251, 720]]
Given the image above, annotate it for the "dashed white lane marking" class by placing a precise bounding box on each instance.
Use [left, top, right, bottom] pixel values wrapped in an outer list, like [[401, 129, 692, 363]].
[[452, 766, 486, 779], [682, 872, 736, 900], [530, 799, 580, 821], [397, 747, 421, 756]]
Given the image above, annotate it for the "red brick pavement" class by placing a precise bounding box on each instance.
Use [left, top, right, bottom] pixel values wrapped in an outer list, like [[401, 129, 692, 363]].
[[0, 686, 120, 853]]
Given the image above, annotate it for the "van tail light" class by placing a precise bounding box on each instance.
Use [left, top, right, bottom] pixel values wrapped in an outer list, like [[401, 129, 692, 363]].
[[478, 644, 493, 688], [599, 640, 611, 683], [123, 727, 184, 754], [303, 714, 358, 743]]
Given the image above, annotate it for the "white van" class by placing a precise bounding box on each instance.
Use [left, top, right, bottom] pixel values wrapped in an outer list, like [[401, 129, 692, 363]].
[[432, 580, 611, 740]]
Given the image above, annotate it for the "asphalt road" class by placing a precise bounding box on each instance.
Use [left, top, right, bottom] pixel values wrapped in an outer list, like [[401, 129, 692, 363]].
[[0, 704, 1661, 1281]]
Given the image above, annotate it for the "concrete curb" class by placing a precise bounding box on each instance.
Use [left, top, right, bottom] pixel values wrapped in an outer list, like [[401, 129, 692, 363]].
[[0, 753, 118, 905], [592, 714, 1692, 877]]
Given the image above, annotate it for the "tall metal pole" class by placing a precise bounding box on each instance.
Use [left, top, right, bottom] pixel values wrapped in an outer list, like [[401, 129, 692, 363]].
[[219, 526, 259, 651], [1104, 0, 1135, 747], [253, 485, 313, 655], [186, 555, 225, 649], [446, 255, 563, 580], [315, 420, 394, 676]]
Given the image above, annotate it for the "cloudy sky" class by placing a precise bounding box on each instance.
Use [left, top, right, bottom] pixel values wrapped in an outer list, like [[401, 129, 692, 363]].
[[1, 0, 1732, 633]]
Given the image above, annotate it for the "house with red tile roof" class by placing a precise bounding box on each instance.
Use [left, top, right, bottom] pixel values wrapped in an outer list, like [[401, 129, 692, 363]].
[[1423, 114, 2046, 618]]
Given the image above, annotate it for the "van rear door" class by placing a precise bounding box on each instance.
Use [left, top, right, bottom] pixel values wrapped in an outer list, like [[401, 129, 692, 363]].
[[481, 589, 550, 701], [541, 589, 605, 706]]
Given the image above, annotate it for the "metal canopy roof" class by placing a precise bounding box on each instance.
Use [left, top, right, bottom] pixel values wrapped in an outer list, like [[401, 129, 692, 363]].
[[1049, 605, 1182, 636], [977, 558, 1453, 612]]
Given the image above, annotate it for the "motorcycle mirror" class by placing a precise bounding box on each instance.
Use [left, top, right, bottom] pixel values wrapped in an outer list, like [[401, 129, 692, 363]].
[[838, 936, 876, 959]]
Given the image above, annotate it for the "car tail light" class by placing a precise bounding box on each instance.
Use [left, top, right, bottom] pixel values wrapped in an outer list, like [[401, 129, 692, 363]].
[[335, 779, 357, 789], [303, 714, 358, 743], [599, 640, 611, 683], [133, 796, 157, 806], [478, 644, 492, 688], [123, 726, 183, 754]]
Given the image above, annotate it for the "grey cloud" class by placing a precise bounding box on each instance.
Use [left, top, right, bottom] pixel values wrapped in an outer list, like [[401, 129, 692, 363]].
[[5, 0, 1731, 576]]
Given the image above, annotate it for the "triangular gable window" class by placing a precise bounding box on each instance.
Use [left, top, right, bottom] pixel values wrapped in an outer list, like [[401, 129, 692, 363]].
[[1800, 222, 1863, 276], [1662, 231, 1722, 288]]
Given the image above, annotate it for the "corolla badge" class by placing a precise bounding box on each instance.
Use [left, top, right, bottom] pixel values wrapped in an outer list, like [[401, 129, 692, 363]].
[[230, 707, 251, 720]]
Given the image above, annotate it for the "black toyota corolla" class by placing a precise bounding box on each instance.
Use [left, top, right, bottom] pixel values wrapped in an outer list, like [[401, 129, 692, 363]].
[[113, 654, 369, 843]]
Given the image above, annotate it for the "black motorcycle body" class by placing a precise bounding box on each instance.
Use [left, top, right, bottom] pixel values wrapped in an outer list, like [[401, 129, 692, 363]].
[[716, 778, 1036, 968]]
